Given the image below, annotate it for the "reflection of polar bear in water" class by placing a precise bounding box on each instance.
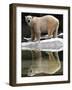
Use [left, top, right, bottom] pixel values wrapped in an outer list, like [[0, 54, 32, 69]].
[[27, 51, 61, 76], [25, 15, 59, 41]]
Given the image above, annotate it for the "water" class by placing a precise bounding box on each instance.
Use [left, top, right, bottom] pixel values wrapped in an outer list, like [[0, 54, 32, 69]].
[[21, 49, 63, 77]]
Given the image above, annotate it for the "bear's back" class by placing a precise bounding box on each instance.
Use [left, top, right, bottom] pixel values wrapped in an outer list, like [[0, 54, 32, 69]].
[[41, 15, 59, 23], [32, 15, 59, 24]]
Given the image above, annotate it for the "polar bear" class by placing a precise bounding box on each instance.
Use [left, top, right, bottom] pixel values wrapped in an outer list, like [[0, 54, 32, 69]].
[[25, 15, 59, 41]]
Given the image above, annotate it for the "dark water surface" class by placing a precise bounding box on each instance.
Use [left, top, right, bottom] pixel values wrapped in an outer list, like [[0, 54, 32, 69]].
[[21, 50, 63, 77]]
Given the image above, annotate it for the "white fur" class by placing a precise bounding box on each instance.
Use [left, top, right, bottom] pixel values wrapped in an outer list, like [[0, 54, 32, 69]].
[[25, 15, 32, 26], [25, 15, 59, 41]]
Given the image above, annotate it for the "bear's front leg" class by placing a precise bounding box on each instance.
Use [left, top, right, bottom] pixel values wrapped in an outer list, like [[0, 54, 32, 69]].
[[31, 30, 35, 41], [35, 31, 41, 42], [32, 23, 41, 42]]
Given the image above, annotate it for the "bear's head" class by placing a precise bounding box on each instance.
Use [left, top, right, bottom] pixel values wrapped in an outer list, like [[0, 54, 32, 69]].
[[25, 15, 32, 27]]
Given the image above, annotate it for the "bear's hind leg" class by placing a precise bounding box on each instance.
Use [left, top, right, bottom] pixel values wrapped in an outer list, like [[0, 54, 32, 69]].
[[48, 30, 52, 39], [53, 30, 57, 38], [53, 22, 59, 38], [53, 26, 58, 38]]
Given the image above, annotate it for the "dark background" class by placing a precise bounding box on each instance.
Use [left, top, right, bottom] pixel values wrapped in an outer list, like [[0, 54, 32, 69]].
[[21, 12, 63, 42]]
